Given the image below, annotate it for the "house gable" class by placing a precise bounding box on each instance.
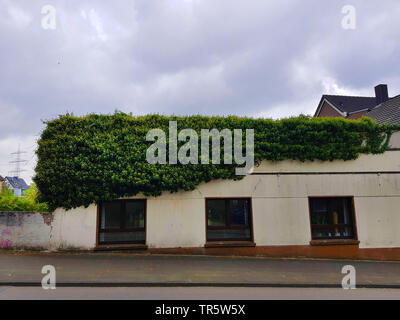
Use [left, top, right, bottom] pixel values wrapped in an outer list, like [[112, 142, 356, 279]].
[[313, 92, 380, 119], [316, 100, 345, 118]]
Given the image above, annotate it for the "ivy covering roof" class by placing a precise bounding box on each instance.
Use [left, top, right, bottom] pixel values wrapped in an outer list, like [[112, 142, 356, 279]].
[[34, 113, 399, 210]]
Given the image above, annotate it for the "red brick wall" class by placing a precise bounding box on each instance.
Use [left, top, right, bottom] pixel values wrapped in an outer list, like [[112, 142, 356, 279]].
[[317, 102, 367, 120], [347, 111, 367, 119], [317, 102, 343, 117]]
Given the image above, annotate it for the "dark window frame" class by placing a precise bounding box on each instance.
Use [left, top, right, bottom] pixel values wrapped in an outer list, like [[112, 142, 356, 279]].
[[308, 196, 357, 241], [205, 197, 253, 242], [98, 199, 146, 245]]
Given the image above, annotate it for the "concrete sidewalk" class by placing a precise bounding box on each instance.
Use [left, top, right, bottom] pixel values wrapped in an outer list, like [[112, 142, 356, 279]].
[[1, 250, 400, 287], [2, 287, 400, 300]]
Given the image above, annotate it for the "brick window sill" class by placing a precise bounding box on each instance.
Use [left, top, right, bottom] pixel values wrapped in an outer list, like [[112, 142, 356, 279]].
[[205, 241, 256, 248], [310, 239, 360, 246], [95, 243, 148, 251]]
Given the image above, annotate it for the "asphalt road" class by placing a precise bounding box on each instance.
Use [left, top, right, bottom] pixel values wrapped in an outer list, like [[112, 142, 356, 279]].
[[1, 286, 400, 300], [1, 250, 400, 287]]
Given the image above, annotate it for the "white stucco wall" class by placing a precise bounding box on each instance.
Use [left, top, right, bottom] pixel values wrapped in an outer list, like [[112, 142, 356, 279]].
[[389, 131, 400, 149], [146, 198, 205, 248], [141, 172, 399, 249], [141, 151, 400, 249], [50, 204, 97, 250], [0, 204, 97, 250], [252, 198, 311, 246], [253, 148, 400, 173], [0, 212, 52, 249], [354, 197, 400, 248]]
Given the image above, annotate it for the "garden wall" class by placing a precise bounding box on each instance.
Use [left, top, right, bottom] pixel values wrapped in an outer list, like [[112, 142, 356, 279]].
[[0, 204, 97, 250]]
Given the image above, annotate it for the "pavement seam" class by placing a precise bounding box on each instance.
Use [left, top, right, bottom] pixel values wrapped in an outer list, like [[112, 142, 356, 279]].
[[1, 282, 400, 289]]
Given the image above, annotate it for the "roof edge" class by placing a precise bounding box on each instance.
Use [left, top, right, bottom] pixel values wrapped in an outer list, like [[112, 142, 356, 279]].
[[314, 97, 347, 117]]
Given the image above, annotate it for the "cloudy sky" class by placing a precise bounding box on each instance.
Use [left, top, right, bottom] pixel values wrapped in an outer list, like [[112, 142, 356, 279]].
[[1, 0, 399, 183]]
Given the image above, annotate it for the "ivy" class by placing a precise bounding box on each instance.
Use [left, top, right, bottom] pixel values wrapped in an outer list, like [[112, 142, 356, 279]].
[[34, 113, 399, 210]]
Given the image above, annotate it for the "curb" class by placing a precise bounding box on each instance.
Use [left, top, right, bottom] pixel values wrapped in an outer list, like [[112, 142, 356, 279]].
[[1, 282, 400, 289]]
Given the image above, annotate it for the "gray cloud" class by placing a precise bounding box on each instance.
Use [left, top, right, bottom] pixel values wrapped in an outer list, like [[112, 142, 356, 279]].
[[1, 0, 400, 182]]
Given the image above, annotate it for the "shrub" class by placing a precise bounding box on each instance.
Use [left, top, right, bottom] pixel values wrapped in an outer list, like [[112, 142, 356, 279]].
[[0, 184, 50, 212]]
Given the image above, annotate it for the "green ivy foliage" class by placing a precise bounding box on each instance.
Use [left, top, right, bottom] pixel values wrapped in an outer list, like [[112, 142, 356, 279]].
[[34, 113, 399, 210]]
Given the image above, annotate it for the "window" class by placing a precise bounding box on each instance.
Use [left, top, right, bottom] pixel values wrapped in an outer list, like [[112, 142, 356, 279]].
[[309, 197, 356, 240], [206, 198, 252, 242], [98, 200, 146, 244]]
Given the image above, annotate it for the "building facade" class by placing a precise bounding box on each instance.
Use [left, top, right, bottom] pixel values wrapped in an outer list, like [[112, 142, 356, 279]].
[[3, 150, 395, 260]]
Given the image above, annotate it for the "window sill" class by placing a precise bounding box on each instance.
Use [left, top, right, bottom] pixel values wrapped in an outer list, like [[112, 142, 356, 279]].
[[310, 239, 360, 246], [205, 241, 256, 248], [95, 243, 148, 251]]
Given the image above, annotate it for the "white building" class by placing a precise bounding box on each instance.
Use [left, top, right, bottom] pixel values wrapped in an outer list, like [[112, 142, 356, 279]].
[[3, 176, 29, 197], [1, 150, 400, 260], [3, 149, 395, 261]]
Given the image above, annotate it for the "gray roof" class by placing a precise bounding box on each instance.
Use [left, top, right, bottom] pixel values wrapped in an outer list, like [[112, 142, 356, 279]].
[[367, 95, 400, 124], [0, 175, 4, 182], [320, 95, 377, 114], [5, 176, 30, 190]]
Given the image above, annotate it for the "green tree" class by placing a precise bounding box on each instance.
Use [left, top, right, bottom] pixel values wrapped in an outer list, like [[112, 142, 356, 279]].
[[0, 184, 13, 197]]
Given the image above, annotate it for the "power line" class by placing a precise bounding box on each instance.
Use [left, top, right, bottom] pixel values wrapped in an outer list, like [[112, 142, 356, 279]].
[[9, 144, 27, 178]]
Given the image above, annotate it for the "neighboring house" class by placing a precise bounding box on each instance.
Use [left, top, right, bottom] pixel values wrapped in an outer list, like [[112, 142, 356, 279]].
[[0, 175, 4, 193], [314, 84, 400, 148], [367, 94, 400, 149], [366, 94, 400, 124], [3, 176, 30, 197], [314, 84, 390, 119]]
